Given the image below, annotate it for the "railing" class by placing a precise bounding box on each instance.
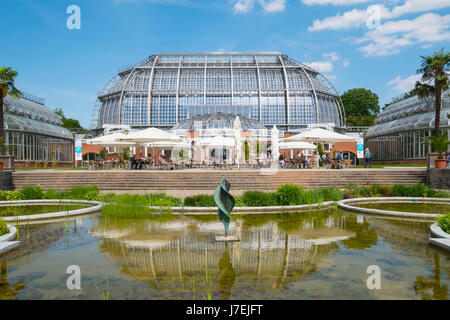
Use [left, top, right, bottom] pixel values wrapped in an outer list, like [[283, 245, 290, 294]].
[[20, 91, 46, 105], [0, 155, 15, 172]]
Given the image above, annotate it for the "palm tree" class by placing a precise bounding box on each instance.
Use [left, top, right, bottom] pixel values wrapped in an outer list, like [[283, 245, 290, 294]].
[[414, 48, 450, 139], [0, 67, 21, 151]]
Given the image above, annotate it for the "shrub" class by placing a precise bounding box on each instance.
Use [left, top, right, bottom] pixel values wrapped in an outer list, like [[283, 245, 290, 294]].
[[184, 194, 216, 207], [276, 184, 302, 206], [148, 193, 182, 207], [4, 191, 25, 201], [95, 193, 117, 203], [21, 185, 43, 200], [301, 187, 344, 204], [234, 196, 245, 207], [438, 213, 450, 234], [242, 190, 277, 207], [391, 184, 447, 198], [343, 183, 363, 199], [69, 186, 100, 200], [0, 219, 9, 236]]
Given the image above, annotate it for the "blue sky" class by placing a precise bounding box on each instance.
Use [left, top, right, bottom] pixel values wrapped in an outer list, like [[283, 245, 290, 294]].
[[1, 0, 449, 127]]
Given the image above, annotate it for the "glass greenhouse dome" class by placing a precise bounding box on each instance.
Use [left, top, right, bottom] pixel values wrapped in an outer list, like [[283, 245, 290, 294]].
[[3, 93, 74, 163], [365, 90, 450, 161], [92, 52, 345, 133]]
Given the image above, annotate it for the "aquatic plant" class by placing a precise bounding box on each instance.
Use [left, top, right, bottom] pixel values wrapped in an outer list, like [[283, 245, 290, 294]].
[[0, 218, 9, 236], [242, 190, 277, 207], [184, 194, 216, 207], [94, 278, 110, 300], [275, 184, 303, 206], [391, 184, 448, 198], [438, 213, 450, 233], [21, 185, 43, 200]]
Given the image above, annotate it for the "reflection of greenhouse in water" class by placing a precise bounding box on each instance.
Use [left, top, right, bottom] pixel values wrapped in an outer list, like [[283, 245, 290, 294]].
[[92, 217, 355, 293]]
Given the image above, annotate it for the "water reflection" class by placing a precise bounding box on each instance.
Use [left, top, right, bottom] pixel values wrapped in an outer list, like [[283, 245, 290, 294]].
[[414, 252, 448, 300], [217, 244, 235, 299], [0, 262, 25, 300], [0, 210, 448, 300], [92, 211, 359, 298]]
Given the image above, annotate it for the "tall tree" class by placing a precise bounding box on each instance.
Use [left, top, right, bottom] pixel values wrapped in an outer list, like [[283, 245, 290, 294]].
[[341, 88, 380, 126], [54, 108, 88, 133], [0, 67, 21, 147], [414, 48, 450, 138]]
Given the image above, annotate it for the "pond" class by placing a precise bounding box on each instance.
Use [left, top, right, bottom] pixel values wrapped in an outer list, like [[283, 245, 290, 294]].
[[0, 205, 89, 217], [0, 209, 448, 300], [355, 203, 450, 214]]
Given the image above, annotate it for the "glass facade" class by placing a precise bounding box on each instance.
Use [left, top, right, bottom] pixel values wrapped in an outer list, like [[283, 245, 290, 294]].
[[93, 52, 345, 131], [3, 94, 74, 163], [365, 90, 450, 160]]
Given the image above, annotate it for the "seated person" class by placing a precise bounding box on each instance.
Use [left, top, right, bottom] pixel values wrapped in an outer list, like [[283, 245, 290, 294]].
[[279, 154, 285, 168], [130, 156, 137, 170]]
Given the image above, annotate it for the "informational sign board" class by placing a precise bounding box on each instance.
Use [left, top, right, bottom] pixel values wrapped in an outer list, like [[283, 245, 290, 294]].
[[357, 138, 364, 159], [75, 141, 83, 161]]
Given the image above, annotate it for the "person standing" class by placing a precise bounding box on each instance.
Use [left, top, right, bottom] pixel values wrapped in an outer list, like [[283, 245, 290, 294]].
[[364, 148, 371, 168], [315, 152, 320, 169]]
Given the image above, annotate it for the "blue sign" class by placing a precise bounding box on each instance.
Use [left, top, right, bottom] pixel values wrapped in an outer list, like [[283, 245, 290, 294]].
[[357, 144, 364, 152], [75, 146, 82, 153]]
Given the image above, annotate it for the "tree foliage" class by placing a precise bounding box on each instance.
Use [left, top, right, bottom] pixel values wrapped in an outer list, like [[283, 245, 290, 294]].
[[54, 108, 88, 133], [414, 48, 450, 137], [340, 88, 380, 126], [0, 67, 21, 143]]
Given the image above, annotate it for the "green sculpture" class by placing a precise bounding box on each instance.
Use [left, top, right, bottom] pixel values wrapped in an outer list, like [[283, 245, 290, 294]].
[[214, 178, 235, 238]]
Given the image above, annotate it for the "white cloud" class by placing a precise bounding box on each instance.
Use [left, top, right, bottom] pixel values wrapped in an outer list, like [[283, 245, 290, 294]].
[[308, 0, 450, 31], [387, 74, 421, 93], [234, 0, 254, 13], [233, 0, 286, 13], [358, 13, 450, 56], [305, 61, 334, 72], [260, 0, 286, 12], [323, 52, 340, 61], [302, 0, 373, 5], [342, 59, 350, 67]]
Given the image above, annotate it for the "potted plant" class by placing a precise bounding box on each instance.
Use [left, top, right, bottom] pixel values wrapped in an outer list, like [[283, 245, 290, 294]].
[[427, 135, 450, 168]]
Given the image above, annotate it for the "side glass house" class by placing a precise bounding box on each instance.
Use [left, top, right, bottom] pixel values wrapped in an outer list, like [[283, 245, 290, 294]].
[[3, 92, 74, 164], [365, 90, 450, 161]]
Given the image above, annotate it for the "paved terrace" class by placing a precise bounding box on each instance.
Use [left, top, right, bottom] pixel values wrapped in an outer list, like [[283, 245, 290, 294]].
[[12, 168, 427, 198]]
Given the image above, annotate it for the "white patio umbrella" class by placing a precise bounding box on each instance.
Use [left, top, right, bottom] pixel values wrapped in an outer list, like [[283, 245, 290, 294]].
[[279, 141, 317, 150], [278, 141, 317, 159], [271, 125, 280, 168], [286, 128, 356, 143], [86, 132, 135, 146], [146, 140, 190, 149], [234, 116, 242, 168], [117, 127, 184, 143], [202, 135, 236, 148]]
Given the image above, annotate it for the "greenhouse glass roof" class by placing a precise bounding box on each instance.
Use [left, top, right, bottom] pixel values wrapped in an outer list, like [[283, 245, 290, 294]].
[[366, 90, 450, 138], [3, 95, 74, 140]]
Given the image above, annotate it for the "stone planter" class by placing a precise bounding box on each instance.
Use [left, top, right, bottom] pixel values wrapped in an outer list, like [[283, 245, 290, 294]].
[[435, 158, 447, 169]]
